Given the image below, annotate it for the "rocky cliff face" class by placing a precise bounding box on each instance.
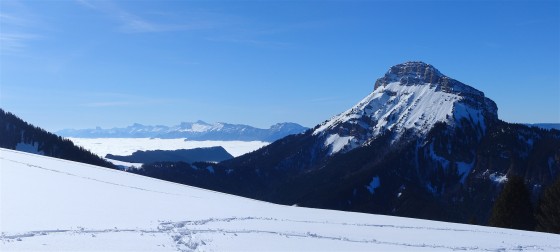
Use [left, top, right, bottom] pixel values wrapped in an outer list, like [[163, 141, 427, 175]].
[[374, 61, 498, 119]]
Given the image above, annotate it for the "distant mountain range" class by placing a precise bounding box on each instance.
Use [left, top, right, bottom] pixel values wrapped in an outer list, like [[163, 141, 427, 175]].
[[56, 121, 308, 142], [525, 123, 560, 131], [132, 61, 560, 226]]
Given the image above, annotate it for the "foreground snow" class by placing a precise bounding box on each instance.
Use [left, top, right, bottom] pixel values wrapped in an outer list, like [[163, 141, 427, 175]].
[[67, 137, 269, 158], [1, 149, 558, 251]]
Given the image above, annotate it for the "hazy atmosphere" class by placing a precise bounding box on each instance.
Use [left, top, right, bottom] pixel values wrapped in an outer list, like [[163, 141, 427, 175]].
[[1, 0, 558, 131]]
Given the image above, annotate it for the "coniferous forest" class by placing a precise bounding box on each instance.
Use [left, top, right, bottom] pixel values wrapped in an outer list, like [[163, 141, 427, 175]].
[[0, 109, 115, 169]]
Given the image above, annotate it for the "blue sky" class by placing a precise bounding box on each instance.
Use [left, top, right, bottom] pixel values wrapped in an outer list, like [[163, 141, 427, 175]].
[[1, 0, 558, 131]]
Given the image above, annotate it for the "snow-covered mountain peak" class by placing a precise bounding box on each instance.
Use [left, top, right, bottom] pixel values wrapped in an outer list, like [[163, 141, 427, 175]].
[[176, 120, 219, 132], [270, 122, 306, 131], [314, 62, 498, 155]]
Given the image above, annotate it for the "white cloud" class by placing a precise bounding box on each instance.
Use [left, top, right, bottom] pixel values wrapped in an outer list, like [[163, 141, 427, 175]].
[[0, 13, 33, 27], [0, 33, 40, 53], [0, 2, 42, 54], [75, 0, 223, 33]]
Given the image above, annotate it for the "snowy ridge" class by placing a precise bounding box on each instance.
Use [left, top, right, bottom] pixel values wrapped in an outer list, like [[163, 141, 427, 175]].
[[173, 121, 224, 133], [314, 82, 462, 136], [1, 148, 558, 251], [314, 62, 497, 155]]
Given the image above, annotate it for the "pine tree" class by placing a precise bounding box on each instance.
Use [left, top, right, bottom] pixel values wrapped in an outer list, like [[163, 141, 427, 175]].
[[536, 176, 560, 233], [489, 176, 535, 231]]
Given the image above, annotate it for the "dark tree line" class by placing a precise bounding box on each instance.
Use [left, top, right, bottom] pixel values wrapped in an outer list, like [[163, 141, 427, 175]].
[[489, 176, 535, 230], [0, 109, 115, 169], [536, 176, 560, 233], [489, 175, 560, 233]]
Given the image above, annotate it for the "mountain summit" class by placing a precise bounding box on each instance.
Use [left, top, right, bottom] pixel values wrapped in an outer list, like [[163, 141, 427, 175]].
[[374, 61, 445, 89], [313, 61, 498, 155]]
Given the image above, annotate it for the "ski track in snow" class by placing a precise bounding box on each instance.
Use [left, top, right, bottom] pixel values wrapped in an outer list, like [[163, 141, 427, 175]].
[[2, 216, 555, 252], [0, 156, 192, 198]]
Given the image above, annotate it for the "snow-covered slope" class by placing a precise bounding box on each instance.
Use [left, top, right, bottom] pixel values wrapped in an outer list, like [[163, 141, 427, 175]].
[[314, 61, 497, 155], [1, 148, 558, 251]]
